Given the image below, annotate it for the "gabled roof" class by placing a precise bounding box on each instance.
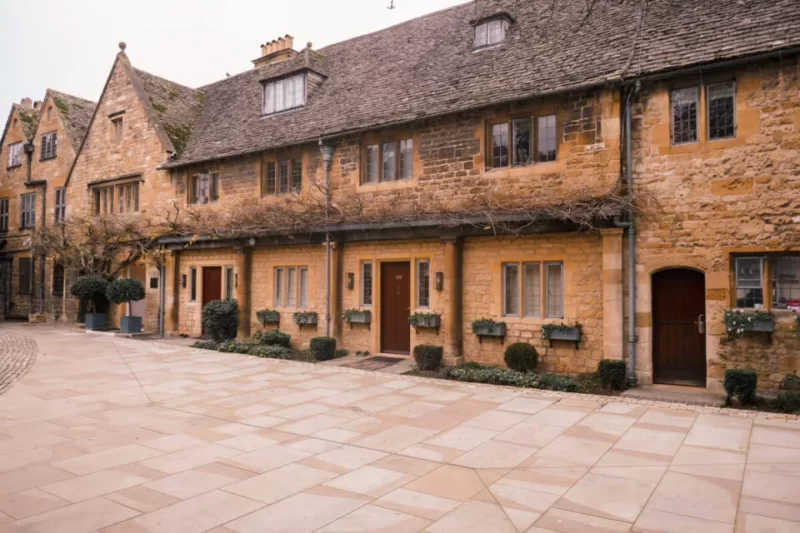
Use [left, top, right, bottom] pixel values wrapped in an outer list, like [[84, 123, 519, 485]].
[[44, 90, 96, 151], [152, 0, 800, 167], [0, 103, 39, 152]]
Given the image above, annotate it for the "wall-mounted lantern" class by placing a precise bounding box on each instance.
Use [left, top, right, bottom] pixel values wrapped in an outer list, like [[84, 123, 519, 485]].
[[435, 271, 444, 291], [347, 272, 355, 290], [182, 274, 187, 288]]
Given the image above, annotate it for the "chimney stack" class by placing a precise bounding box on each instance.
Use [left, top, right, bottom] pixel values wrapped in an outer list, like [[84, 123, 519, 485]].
[[20, 97, 33, 108], [33, 101, 42, 110], [253, 34, 298, 68]]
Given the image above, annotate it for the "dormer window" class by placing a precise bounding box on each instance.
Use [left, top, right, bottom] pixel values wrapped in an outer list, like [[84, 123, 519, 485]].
[[263, 73, 306, 115], [474, 17, 509, 48]]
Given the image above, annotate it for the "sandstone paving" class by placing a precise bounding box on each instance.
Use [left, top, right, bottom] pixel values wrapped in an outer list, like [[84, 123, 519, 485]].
[[0, 325, 798, 532]]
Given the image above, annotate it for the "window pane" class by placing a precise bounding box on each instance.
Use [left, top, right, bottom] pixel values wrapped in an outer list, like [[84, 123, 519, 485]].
[[381, 142, 396, 181], [503, 264, 519, 316], [274, 268, 284, 307], [417, 261, 430, 308], [671, 87, 699, 144], [735, 257, 763, 308], [365, 145, 379, 183], [708, 82, 735, 140], [399, 139, 413, 179], [512, 118, 532, 165], [537, 115, 557, 162], [291, 158, 302, 192], [190, 268, 197, 301], [279, 160, 289, 193], [487, 19, 505, 45], [265, 161, 276, 194], [546, 263, 564, 318], [264, 83, 275, 114], [294, 75, 305, 107], [298, 267, 308, 308], [492, 123, 509, 168], [475, 23, 488, 47], [523, 263, 541, 317], [362, 262, 373, 306], [286, 267, 296, 307], [225, 267, 234, 300], [771, 257, 800, 309], [275, 80, 285, 112], [53, 264, 65, 295]]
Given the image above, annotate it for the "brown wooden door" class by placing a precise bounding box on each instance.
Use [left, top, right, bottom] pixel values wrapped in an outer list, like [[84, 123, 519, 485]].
[[381, 262, 411, 354], [202, 267, 222, 306], [652, 269, 706, 385]]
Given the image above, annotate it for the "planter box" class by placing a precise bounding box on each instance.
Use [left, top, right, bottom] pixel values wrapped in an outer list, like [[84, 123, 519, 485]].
[[412, 315, 441, 329], [346, 311, 371, 325], [257, 311, 281, 325], [545, 327, 582, 348], [294, 313, 318, 326], [474, 323, 505, 337], [85, 313, 107, 331], [120, 316, 142, 334], [748, 318, 775, 333]]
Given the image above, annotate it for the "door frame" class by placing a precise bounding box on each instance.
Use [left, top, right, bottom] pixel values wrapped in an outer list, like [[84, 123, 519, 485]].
[[379, 260, 412, 355]]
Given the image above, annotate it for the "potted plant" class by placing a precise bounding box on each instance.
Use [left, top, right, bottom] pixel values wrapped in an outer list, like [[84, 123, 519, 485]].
[[472, 318, 506, 343], [343, 309, 371, 329], [70, 274, 108, 330], [408, 312, 441, 333], [723, 310, 775, 340], [256, 309, 281, 327], [541, 322, 583, 348], [106, 278, 146, 333], [293, 311, 318, 327]]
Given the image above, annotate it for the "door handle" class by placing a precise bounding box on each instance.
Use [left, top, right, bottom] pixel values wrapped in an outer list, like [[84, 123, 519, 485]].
[[695, 314, 705, 335]]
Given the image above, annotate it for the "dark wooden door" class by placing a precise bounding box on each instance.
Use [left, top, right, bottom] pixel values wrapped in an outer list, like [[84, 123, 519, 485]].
[[381, 262, 411, 354], [202, 267, 222, 306], [653, 269, 706, 385]]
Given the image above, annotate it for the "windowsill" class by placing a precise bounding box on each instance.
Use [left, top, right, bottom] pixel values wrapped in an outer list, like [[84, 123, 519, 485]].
[[188, 201, 219, 207], [472, 43, 506, 52], [260, 106, 305, 118], [6, 165, 22, 170], [39, 156, 57, 162], [485, 159, 561, 176], [357, 177, 416, 193]]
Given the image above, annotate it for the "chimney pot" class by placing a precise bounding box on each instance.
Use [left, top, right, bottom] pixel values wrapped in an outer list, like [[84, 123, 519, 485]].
[[34, 101, 42, 109], [254, 35, 298, 67], [20, 98, 32, 108]]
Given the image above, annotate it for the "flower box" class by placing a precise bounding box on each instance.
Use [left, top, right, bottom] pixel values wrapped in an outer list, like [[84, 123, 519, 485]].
[[472, 320, 506, 344], [541, 324, 582, 349], [409, 313, 441, 333], [85, 313, 107, 331], [256, 310, 281, 326], [343, 310, 371, 329], [293, 312, 318, 327], [724, 310, 775, 341]]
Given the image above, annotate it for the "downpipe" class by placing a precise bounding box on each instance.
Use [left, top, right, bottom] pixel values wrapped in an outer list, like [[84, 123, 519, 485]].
[[319, 141, 335, 338]]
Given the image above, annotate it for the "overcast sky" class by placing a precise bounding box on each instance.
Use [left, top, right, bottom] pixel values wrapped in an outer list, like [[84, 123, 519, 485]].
[[0, 0, 466, 112]]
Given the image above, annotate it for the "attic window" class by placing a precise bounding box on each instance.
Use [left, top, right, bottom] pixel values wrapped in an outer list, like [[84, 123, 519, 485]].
[[263, 73, 306, 115], [474, 17, 509, 48]]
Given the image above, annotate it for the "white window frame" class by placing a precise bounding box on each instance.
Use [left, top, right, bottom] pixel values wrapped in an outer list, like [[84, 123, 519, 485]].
[[7, 142, 22, 168], [734, 256, 765, 309], [474, 18, 508, 48], [545, 262, 564, 319], [361, 261, 373, 307], [417, 260, 430, 308], [263, 73, 306, 115]]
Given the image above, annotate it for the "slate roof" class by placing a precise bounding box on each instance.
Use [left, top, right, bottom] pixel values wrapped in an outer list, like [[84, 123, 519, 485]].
[[47, 90, 96, 150], [158, 0, 800, 168], [14, 103, 40, 139]]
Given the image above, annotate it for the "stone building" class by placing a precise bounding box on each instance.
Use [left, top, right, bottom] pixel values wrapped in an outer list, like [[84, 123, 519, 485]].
[[18, 0, 800, 393]]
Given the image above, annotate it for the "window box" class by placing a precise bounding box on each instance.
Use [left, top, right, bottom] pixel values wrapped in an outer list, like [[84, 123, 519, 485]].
[[723, 310, 774, 341], [293, 311, 318, 328], [409, 312, 441, 333], [256, 309, 281, 326], [343, 309, 371, 329], [541, 323, 582, 349], [472, 319, 506, 344], [120, 316, 142, 334], [85, 313, 107, 331]]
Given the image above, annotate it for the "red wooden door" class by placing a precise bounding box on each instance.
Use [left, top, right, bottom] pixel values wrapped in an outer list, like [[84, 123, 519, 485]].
[[381, 262, 411, 354], [652, 269, 706, 385], [202, 267, 222, 306]]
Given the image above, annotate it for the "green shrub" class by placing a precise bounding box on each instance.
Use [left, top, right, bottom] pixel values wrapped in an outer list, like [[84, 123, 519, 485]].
[[597, 360, 627, 390], [724, 369, 758, 405], [248, 344, 294, 359], [414, 345, 443, 371], [773, 391, 800, 413], [70, 274, 108, 313], [782, 370, 800, 391], [192, 340, 218, 350], [217, 341, 250, 354], [310, 337, 337, 361], [537, 373, 579, 392], [504, 343, 538, 372], [255, 309, 280, 326], [202, 299, 239, 342], [334, 349, 349, 358], [105, 278, 145, 306], [252, 329, 291, 347]]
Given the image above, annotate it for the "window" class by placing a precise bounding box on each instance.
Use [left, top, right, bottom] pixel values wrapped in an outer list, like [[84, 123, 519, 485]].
[[671, 87, 699, 145], [474, 18, 508, 48], [298, 267, 308, 308], [274, 267, 284, 307], [491, 123, 509, 168], [523, 263, 541, 317], [279, 160, 289, 193], [40, 132, 57, 160], [708, 82, 736, 140], [262, 159, 301, 195], [545, 262, 564, 318], [225, 267, 234, 300], [263, 73, 306, 114], [771, 256, 800, 310], [286, 267, 297, 307], [92, 185, 114, 215], [291, 158, 302, 192], [537, 115, 557, 162], [54, 187, 66, 223], [111, 116, 123, 142], [18, 257, 32, 294], [735, 257, 764, 308], [490, 114, 557, 168], [503, 263, 520, 316], [190, 267, 197, 301], [189, 173, 219, 204], [52, 263, 65, 296], [7, 142, 22, 168], [417, 260, 430, 308], [20, 193, 35, 229], [512, 118, 532, 165], [361, 262, 373, 306], [0, 198, 8, 232], [117, 182, 139, 213], [362, 138, 413, 183]]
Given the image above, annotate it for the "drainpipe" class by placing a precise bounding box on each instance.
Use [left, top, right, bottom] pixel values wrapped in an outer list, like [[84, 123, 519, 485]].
[[319, 141, 335, 337], [158, 248, 166, 337], [39, 182, 46, 314]]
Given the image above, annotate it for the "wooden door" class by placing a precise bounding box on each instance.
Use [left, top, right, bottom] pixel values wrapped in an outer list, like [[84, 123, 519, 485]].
[[202, 267, 222, 306], [652, 269, 706, 385], [381, 262, 411, 354]]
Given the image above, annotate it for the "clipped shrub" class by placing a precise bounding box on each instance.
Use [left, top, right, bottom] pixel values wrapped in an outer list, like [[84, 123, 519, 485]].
[[723, 369, 758, 405], [504, 342, 538, 372], [310, 337, 337, 361], [414, 345, 444, 371], [334, 349, 349, 359], [106, 278, 145, 305], [248, 344, 294, 359], [773, 391, 800, 414], [70, 274, 108, 313], [202, 299, 239, 342], [537, 373, 579, 392], [597, 360, 627, 390], [782, 370, 800, 391], [217, 341, 250, 354], [252, 329, 291, 347], [192, 340, 219, 350]]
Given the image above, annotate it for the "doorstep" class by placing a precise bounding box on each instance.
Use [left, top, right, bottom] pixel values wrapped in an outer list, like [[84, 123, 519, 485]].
[[621, 383, 725, 407]]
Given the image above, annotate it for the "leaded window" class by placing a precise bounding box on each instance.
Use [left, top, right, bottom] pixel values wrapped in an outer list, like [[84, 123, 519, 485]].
[[0, 198, 8, 232], [671, 87, 699, 145], [361, 262, 373, 306], [708, 82, 736, 140], [40, 132, 57, 160], [417, 260, 430, 308], [363, 139, 412, 184], [537, 115, 557, 162], [54, 187, 66, 223], [503, 263, 520, 316], [7, 142, 22, 168], [263, 74, 306, 115], [20, 193, 35, 229], [189, 173, 219, 205], [475, 18, 508, 48], [545, 262, 564, 318]]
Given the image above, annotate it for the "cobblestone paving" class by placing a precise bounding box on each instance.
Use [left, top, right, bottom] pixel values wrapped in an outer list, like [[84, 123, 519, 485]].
[[0, 330, 37, 395]]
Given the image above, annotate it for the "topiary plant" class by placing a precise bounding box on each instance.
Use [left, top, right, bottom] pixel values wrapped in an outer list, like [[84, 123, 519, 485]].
[[723, 368, 758, 405], [597, 360, 627, 390], [504, 342, 538, 372], [202, 299, 239, 342], [70, 274, 108, 313], [106, 278, 145, 316], [310, 337, 337, 361], [413, 345, 443, 371], [252, 329, 290, 347], [774, 391, 800, 414]]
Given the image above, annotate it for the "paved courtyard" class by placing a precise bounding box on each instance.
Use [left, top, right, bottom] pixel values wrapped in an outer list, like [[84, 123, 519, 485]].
[[0, 325, 798, 533]]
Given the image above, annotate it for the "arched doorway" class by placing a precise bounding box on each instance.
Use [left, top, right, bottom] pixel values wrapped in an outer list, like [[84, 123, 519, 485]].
[[652, 269, 706, 386]]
